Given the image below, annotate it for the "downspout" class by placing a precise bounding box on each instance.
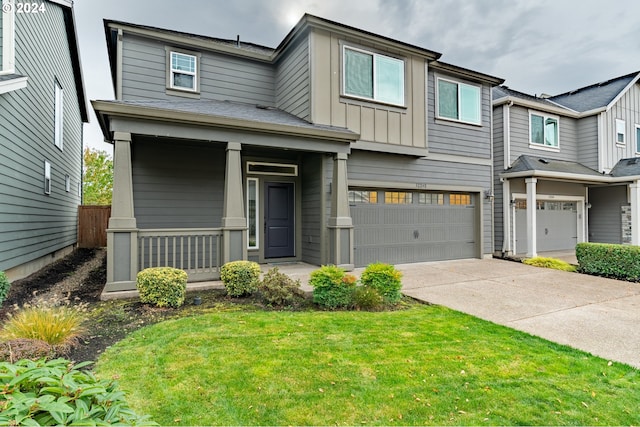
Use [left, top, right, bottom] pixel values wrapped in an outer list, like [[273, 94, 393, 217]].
[[501, 101, 513, 254], [489, 86, 495, 257]]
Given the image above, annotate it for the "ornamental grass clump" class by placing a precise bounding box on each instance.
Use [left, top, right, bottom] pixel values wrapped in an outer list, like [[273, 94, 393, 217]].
[[0, 296, 86, 356], [136, 267, 188, 308], [360, 262, 403, 303], [0, 271, 9, 306], [309, 265, 355, 309], [523, 256, 577, 272], [220, 261, 261, 297]]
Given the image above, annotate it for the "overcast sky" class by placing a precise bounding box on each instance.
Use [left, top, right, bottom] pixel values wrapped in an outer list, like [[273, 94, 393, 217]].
[[74, 0, 640, 153]]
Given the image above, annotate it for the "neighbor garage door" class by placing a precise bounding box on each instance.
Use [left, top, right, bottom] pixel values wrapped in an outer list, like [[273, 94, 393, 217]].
[[515, 200, 578, 254], [350, 190, 478, 267]]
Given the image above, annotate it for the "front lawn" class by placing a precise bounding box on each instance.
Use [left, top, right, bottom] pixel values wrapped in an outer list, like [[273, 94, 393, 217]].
[[96, 305, 639, 426]]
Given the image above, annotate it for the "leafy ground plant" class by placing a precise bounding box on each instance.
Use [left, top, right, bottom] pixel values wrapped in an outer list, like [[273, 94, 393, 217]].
[[96, 306, 640, 426], [522, 257, 577, 272], [0, 358, 155, 426]]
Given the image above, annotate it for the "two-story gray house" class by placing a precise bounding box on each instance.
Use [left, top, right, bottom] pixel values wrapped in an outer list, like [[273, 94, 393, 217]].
[[493, 71, 640, 257], [0, 0, 87, 281], [93, 14, 503, 293]]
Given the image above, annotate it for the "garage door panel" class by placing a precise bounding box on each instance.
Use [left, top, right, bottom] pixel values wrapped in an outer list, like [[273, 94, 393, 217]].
[[515, 202, 577, 253]]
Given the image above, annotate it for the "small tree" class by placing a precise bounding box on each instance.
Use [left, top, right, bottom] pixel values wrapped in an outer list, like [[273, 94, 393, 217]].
[[83, 147, 113, 205]]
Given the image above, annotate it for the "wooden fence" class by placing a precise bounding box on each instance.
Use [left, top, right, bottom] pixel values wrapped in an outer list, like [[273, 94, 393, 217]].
[[78, 205, 111, 248]]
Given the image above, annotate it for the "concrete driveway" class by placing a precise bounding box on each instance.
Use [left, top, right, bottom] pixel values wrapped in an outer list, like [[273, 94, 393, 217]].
[[398, 258, 640, 369]]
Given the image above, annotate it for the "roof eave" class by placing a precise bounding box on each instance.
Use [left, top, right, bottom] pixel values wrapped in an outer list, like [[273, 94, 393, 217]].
[[431, 61, 504, 86], [605, 72, 640, 111], [500, 169, 640, 183], [59, 2, 88, 122], [91, 100, 359, 143]]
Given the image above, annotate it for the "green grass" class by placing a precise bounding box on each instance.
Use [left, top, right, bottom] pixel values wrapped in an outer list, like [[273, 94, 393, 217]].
[[523, 256, 577, 272], [96, 305, 639, 426]]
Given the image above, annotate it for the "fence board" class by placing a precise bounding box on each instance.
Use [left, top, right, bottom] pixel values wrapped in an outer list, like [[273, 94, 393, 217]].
[[78, 205, 111, 248]]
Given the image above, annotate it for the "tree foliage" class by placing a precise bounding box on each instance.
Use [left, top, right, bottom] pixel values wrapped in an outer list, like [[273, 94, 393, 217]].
[[82, 148, 113, 205]]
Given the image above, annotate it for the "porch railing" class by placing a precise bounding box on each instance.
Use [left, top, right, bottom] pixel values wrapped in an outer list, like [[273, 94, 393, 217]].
[[138, 228, 223, 282]]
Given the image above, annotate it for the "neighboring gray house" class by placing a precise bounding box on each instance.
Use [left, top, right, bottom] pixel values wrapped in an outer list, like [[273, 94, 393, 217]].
[[93, 14, 503, 292], [0, 0, 87, 280], [493, 71, 640, 257]]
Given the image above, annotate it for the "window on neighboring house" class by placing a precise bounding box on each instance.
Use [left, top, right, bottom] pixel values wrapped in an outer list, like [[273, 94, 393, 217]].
[[636, 125, 640, 153], [54, 80, 63, 150], [530, 112, 559, 148], [247, 178, 258, 250], [169, 51, 198, 91], [616, 119, 626, 145], [65, 175, 70, 192], [1, 0, 15, 74], [343, 46, 405, 106], [44, 161, 51, 195], [437, 78, 481, 125]]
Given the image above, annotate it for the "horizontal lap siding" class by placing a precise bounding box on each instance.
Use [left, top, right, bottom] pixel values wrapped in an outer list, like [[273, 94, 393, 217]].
[[301, 153, 322, 265], [122, 34, 276, 105], [0, 5, 83, 271], [132, 139, 225, 229], [276, 38, 310, 121]]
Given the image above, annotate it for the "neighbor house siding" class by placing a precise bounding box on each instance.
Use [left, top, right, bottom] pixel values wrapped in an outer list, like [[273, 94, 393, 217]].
[[345, 150, 492, 255], [131, 139, 225, 229], [589, 185, 627, 244], [577, 115, 599, 170], [428, 71, 493, 158], [493, 105, 505, 251], [508, 105, 578, 162], [0, 4, 83, 272], [309, 28, 426, 150], [276, 37, 310, 121], [600, 83, 640, 171], [301, 153, 323, 265], [121, 33, 276, 105]]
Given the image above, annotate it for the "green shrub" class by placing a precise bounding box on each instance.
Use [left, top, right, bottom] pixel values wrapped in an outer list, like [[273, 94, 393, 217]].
[[0, 297, 86, 355], [352, 286, 383, 310], [0, 271, 9, 306], [220, 261, 261, 297], [258, 267, 304, 306], [0, 358, 155, 426], [136, 267, 188, 308], [576, 242, 640, 280], [309, 265, 354, 309], [360, 262, 403, 303], [522, 257, 577, 272]]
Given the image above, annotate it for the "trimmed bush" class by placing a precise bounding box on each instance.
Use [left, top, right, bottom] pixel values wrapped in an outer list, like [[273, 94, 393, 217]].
[[137, 267, 188, 308], [0, 271, 9, 306], [576, 242, 640, 281], [220, 261, 261, 297], [0, 298, 86, 355], [360, 262, 403, 303], [309, 265, 354, 309], [258, 267, 304, 306], [522, 257, 577, 272], [0, 358, 155, 425], [352, 286, 383, 310]]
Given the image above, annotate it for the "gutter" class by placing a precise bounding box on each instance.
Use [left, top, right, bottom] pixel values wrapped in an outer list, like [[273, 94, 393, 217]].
[[492, 96, 607, 119], [500, 169, 640, 184]]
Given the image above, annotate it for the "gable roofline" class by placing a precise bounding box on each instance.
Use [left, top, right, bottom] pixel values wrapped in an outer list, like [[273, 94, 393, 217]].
[[493, 86, 608, 118], [604, 71, 640, 111]]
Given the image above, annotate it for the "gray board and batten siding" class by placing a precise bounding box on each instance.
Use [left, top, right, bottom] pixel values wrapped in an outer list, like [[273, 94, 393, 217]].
[[0, 5, 83, 272]]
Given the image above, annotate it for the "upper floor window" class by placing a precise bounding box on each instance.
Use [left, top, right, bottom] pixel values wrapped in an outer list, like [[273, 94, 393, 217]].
[[635, 125, 640, 153], [530, 112, 559, 149], [169, 51, 198, 92], [44, 161, 51, 195], [616, 119, 626, 145], [343, 46, 405, 106], [437, 78, 481, 125], [1, 0, 15, 74], [54, 80, 63, 150]]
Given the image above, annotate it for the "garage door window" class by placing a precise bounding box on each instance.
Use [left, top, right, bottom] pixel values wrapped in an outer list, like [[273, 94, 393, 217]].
[[418, 193, 444, 205], [384, 191, 412, 204], [349, 190, 377, 204], [450, 193, 472, 205]]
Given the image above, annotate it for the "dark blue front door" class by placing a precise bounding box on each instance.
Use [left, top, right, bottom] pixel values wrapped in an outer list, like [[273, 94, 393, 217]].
[[265, 182, 295, 258]]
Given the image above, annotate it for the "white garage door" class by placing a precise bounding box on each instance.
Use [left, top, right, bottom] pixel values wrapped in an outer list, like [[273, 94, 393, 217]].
[[515, 200, 578, 254], [351, 190, 478, 267]]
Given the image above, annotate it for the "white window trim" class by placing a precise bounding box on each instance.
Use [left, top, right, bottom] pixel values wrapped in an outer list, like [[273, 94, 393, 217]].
[[435, 76, 482, 126], [341, 44, 406, 107], [54, 80, 63, 150], [167, 48, 200, 94], [616, 119, 626, 146], [528, 110, 560, 151], [44, 161, 51, 195], [1, 0, 16, 75], [247, 178, 259, 250], [635, 124, 640, 154], [246, 161, 298, 177]]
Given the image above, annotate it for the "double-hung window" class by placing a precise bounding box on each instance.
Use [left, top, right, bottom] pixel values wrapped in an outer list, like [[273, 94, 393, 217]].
[[437, 78, 481, 125], [343, 46, 405, 106], [636, 125, 640, 153], [616, 119, 626, 145], [530, 112, 559, 148], [169, 51, 198, 92], [54, 80, 63, 150]]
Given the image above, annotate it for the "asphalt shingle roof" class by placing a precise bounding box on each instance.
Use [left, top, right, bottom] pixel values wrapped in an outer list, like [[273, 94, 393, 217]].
[[506, 155, 604, 177], [610, 157, 640, 177], [492, 86, 559, 108], [549, 72, 640, 112]]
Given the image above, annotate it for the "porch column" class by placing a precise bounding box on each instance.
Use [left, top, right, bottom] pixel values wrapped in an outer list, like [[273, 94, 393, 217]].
[[105, 132, 138, 292], [221, 142, 247, 263], [525, 177, 537, 257], [630, 181, 640, 245], [328, 153, 354, 270]]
